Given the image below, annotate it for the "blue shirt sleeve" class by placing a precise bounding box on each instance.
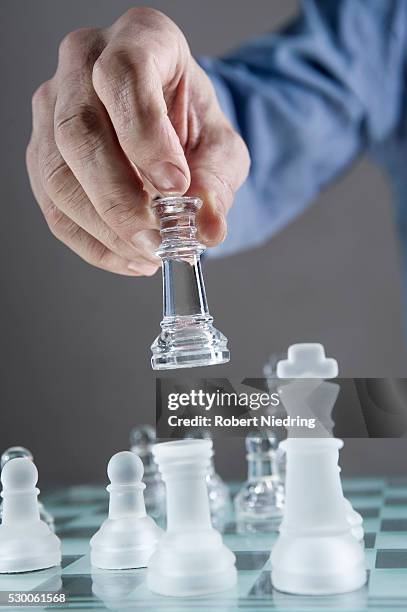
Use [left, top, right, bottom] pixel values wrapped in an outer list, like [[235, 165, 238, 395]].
[[200, 0, 407, 257]]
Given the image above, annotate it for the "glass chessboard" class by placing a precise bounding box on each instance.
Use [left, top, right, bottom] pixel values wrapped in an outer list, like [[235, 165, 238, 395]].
[[0, 477, 406, 611]]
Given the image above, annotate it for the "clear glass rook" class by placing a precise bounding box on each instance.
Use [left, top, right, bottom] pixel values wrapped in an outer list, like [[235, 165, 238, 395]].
[[151, 196, 230, 370]]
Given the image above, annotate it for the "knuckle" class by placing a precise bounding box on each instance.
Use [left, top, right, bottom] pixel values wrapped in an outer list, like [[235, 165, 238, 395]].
[[92, 52, 111, 86], [102, 202, 140, 237], [120, 6, 170, 28], [95, 245, 112, 267], [25, 140, 37, 171], [60, 180, 85, 213], [40, 150, 86, 209], [93, 48, 163, 132], [232, 130, 251, 177], [99, 225, 124, 252], [92, 48, 132, 93], [55, 103, 103, 148], [40, 150, 70, 194], [209, 123, 251, 188], [213, 172, 235, 203], [32, 80, 54, 112], [58, 28, 94, 59], [84, 240, 112, 269], [43, 202, 67, 236]]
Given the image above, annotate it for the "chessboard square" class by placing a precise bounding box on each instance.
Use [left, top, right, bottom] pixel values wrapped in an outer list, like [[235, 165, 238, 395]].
[[355, 507, 380, 519], [364, 549, 376, 570], [385, 496, 407, 506], [40, 574, 94, 599], [48, 506, 82, 519], [376, 532, 407, 549], [225, 533, 277, 552], [91, 568, 146, 604], [61, 555, 82, 570], [234, 551, 270, 571], [369, 569, 407, 597], [0, 567, 60, 593], [54, 516, 80, 532], [61, 537, 90, 556], [64, 513, 106, 529], [63, 485, 108, 502], [130, 580, 237, 607], [381, 519, 407, 532], [59, 526, 98, 539], [342, 477, 385, 492], [364, 532, 376, 549], [376, 550, 407, 569], [247, 570, 273, 597], [223, 521, 237, 534], [381, 505, 407, 519], [362, 517, 381, 533], [387, 477, 407, 487], [345, 494, 382, 507], [385, 485, 407, 497], [60, 555, 91, 575]]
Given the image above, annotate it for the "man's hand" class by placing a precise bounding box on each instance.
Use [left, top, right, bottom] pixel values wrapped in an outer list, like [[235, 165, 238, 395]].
[[26, 7, 250, 276]]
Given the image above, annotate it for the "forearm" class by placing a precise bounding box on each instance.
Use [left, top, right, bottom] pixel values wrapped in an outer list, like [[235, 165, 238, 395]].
[[200, 0, 407, 257]]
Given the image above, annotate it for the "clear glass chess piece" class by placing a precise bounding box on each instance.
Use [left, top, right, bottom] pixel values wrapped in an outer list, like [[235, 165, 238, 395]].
[[185, 429, 231, 531], [0, 446, 55, 532], [263, 352, 288, 485], [151, 196, 230, 370], [234, 431, 284, 533], [130, 426, 166, 521]]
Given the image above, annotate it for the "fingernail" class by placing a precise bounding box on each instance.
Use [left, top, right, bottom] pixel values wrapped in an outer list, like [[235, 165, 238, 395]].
[[128, 261, 158, 276], [128, 262, 141, 273], [198, 211, 227, 245], [148, 162, 189, 194], [131, 229, 160, 251], [131, 230, 161, 263]]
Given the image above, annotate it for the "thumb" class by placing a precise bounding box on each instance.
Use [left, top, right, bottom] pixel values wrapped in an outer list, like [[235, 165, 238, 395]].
[[187, 123, 250, 246], [137, 114, 191, 196]]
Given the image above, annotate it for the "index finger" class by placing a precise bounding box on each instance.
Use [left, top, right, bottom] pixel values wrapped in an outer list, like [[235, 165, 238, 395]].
[[54, 30, 158, 247]]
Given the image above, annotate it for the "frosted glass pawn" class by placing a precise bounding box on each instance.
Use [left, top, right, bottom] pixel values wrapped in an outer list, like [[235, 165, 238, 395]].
[[0, 458, 61, 573], [0, 447, 55, 531], [90, 451, 163, 569], [147, 440, 237, 597]]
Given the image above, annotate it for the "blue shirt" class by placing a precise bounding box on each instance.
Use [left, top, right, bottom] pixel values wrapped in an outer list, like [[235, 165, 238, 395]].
[[200, 0, 407, 287]]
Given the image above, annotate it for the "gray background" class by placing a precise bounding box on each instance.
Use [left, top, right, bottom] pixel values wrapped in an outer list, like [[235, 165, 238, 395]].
[[1, 0, 406, 486]]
